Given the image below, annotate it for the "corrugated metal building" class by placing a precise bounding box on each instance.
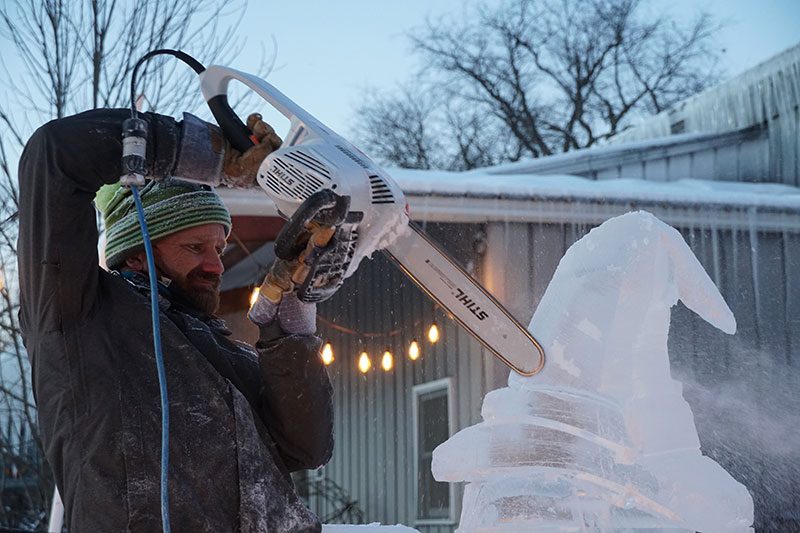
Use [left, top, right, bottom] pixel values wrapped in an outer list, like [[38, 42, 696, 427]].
[[217, 44, 800, 531]]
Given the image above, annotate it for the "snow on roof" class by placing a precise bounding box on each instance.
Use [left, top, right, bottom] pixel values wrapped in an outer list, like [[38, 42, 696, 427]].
[[220, 167, 800, 233], [394, 169, 800, 231], [389, 167, 800, 211], [461, 130, 745, 177]]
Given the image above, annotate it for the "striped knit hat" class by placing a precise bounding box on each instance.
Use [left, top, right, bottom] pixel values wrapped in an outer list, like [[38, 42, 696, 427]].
[[95, 179, 232, 268]]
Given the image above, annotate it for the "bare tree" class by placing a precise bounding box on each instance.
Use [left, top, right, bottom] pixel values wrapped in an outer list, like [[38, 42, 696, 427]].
[[0, 1, 273, 528], [0, 0, 275, 119], [355, 86, 442, 170], [355, 0, 722, 170], [355, 85, 521, 171]]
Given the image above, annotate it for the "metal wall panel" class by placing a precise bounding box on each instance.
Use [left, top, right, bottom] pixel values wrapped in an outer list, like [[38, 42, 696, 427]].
[[310, 223, 486, 531]]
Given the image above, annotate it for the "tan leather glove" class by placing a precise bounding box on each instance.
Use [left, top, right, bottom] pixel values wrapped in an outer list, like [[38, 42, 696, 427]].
[[256, 222, 337, 304], [222, 113, 283, 188]]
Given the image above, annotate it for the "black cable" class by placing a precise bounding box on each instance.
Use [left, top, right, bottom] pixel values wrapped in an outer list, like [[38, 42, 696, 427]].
[[129, 49, 206, 118]]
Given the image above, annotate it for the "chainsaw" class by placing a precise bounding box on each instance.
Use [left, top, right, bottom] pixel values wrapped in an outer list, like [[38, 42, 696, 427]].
[[199, 65, 545, 377]]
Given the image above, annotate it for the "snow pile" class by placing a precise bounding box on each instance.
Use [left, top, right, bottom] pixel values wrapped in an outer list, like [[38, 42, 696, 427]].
[[323, 524, 419, 532], [431, 211, 754, 532]]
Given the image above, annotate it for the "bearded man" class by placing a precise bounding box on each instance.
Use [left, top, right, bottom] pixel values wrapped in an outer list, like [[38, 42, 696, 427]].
[[18, 109, 333, 531]]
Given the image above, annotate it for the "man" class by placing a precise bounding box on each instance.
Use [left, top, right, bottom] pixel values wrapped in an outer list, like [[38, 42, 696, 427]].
[[18, 108, 333, 531]]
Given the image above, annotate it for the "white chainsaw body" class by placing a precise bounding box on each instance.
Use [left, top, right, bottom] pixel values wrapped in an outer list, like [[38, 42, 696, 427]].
[[199, 66, 409, 278]]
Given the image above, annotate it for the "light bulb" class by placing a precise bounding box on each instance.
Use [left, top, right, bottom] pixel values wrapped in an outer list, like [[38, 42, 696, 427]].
[[321, 342, 334, 365], [358, 351, 372, 373], [408, 340, 421, 361], [381, 350, 394, 371], [428, 323, 440, 343], [249, 286, 261, 307]]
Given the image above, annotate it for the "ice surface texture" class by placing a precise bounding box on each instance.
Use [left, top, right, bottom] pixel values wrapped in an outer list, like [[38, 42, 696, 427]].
[[323, 525, 420, 532], [432, 211, 754, 532]]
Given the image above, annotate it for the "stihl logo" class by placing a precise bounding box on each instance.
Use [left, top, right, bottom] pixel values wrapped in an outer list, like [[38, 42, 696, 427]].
[[271, 165, 296, 186], [454, 288, 489, 321]]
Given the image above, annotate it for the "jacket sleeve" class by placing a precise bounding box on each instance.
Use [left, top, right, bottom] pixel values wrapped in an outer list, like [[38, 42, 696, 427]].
[[255, 329, 334, 472], [17, 109, 219, 334]]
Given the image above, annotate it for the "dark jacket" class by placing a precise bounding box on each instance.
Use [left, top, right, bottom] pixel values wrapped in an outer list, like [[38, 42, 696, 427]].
[[17, 109, 333, 532]]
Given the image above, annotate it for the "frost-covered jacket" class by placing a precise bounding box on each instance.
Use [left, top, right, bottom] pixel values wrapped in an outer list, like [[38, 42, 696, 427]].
[[17, 109, 333, 532]]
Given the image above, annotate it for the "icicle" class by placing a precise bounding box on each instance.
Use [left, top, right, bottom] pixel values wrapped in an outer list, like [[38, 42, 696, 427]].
[[609, 44, 800, 184], [747, 207, 762, 346]]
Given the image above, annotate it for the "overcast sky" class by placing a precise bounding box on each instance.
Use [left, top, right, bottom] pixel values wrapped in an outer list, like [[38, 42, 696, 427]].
[[232, 0, 800, 136]]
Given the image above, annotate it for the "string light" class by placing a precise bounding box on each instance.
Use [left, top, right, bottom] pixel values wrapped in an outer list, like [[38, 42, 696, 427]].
[[428, 322, 440, 343], [321, 342, 334, 365], [358, 351, 372, 373], [314, 309, 442, 375], [249, 286, 261, 307], [381, 349, 394, 371], [408, 339, 421, 361]]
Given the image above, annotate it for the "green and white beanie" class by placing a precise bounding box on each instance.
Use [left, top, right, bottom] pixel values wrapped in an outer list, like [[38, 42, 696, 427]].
[[95, 179, 232, 268]]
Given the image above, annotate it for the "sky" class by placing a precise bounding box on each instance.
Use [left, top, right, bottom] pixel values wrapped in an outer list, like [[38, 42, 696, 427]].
[[226, 0, 800, 137], [0, 0, 797, 142]]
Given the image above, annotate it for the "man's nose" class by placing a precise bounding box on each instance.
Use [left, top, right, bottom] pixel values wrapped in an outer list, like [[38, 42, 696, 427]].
[[202, 251, 225, 275]]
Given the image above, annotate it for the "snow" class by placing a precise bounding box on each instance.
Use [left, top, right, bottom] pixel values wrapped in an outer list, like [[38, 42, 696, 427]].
[[388, 167, 800, 211], [431, 211, 754, 531], [323, 525, 419, 532], [474, 130, 725, 175]]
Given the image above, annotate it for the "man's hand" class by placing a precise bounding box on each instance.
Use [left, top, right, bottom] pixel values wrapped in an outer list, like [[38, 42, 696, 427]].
[[247, 190, 349, 334], [222, 113, 283, 188], [248, 256, 319, 335], [257, 219, 338, 305]]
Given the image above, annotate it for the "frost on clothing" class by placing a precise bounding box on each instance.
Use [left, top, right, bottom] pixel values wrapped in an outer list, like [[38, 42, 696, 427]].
[[432, 211, 754, 532], [17, 109, 333, 532]]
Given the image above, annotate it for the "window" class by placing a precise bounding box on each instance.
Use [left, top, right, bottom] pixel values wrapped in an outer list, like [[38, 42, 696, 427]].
[[413, 378, 455, 524]]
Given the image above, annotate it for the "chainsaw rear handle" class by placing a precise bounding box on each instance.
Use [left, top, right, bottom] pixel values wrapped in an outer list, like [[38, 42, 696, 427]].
[[199, 65, 334, 151], [206, 95, 255, 153], [275, 190, 350, 260]]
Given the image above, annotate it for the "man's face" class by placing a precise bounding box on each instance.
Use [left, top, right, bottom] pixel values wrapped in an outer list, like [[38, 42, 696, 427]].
[[129, 224, 227, 314]]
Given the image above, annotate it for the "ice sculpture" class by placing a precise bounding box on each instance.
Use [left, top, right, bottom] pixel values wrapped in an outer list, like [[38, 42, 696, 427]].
[[432, 211, 754, 532]]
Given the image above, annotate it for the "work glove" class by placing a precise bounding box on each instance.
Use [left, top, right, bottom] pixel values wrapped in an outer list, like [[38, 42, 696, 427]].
[[221, 113, 283, 188], [247, 190, 349, 334], [247, 225, 337, 335], [248, 254, 322, 335], [248, 285, 317, 335]]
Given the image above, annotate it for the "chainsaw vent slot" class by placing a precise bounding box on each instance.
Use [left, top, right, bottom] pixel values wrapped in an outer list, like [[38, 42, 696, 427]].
[[285, 150, 331, 179], [335, 144, 370, 169], [265, 157, 325, 200], [369, 175, 395, 204]]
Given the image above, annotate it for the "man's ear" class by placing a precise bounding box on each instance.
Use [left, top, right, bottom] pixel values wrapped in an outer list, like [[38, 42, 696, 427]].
[[123, 252, 147, 272]]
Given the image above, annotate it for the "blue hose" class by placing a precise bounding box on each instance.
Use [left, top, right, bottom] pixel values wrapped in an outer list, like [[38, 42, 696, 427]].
[[130, 185, 171, 533]]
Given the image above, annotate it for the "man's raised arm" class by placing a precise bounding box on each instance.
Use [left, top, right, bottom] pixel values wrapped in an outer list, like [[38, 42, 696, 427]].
[[17, 109, 180, 333]]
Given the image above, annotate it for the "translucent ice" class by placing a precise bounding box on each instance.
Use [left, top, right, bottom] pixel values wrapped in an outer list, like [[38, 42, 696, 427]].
[[432, 211, 754, 532]]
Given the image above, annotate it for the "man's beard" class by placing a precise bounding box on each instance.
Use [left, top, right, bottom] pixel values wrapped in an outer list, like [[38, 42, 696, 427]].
[[170, 267, 221, 315], [185, 268, 221, 314]]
